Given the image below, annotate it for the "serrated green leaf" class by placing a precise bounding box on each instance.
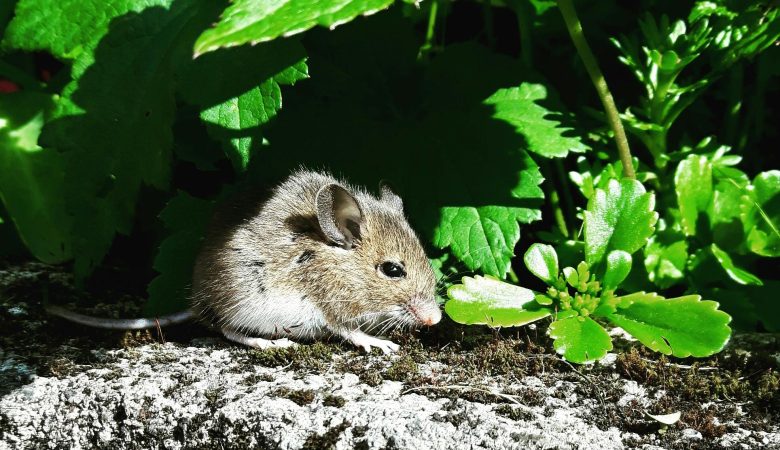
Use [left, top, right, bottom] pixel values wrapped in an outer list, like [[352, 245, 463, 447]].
[[675, 154, 713, 236], [548, 316, 613, 363], [194, 0, 394, 56], [2, 0, 169, 60], [584, 178, 658, 267], [523, 243, 559, 284], [710, 243, 763, 286], [435, 205, 539, 279], [607, 294, 732, 358], [178, 39, 308, 172], [37, 0, 216, 278], [445, 275, 550, 327], [741, 170, 780, 257], [484, 84, 588, 158], [0, 91, 72, 264], [146, 192, 214, 315], [603, 250, 632, 290], [251, 16, 546, 280]]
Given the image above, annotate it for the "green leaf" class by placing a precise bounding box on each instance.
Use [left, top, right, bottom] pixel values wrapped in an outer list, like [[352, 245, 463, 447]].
[[583, 178, 658, 267], [38, 0, 216, 278], [146, 192, 214, 315], [178, 39, 309, 172], [548, 316, 613, 363], [710, 243, 763, 286], [603, 250, 632, 290], [675, 154, 713, 236], [644, 236, 688, 289], [2, 0, 169, 60], [523, 243, 559, 284], [484, 84, 588, 158], [741, 170, 780, 257], [0, 91, 72, 263], [251, 16, 546, 279], [709, 281, 780, 332], [710, 177, 746, 251], [435, 205, 539, 279], [607, 293, 732, 358], [194, 0, 394, 56], [445, 275, 550, 327]]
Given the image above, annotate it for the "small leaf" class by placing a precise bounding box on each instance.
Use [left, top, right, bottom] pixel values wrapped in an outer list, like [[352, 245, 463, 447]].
[[603, 250, 632, 290], [675, 154, 713, 236], [563, 266, 578, 287], [524, 243, 559, 284], [194, 0, 394, 56], [445, 276, 550, 327], [741, 170, 780, 257], [584, 178, 658, 266], [644, 237, 688, 289], [548, 316, 613, 364], [710, 243, 763, 286], [607, 293, 732, 357]]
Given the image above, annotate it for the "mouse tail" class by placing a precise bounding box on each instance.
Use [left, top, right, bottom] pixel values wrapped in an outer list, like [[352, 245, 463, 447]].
[[44, 304, 194, 330]]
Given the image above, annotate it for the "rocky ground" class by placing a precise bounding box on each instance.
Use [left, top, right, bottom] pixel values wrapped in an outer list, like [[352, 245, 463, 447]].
[[0, 262, 779, 449]]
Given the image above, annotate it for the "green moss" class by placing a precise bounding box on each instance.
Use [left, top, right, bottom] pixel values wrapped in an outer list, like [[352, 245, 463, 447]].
[[322, 394, 346, 408], [301, 420, 349, 450], [275, 388, 316, 406], [385, 355, 419, 382]]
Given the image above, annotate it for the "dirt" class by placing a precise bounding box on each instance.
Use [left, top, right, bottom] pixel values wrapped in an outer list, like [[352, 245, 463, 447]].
[[0, 261, 778, 449]]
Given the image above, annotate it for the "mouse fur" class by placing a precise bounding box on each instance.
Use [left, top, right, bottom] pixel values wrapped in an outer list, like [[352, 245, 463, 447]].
[[191, 170, 441, 353]]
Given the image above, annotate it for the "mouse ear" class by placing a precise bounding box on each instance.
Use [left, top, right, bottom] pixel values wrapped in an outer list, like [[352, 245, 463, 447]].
[[316, 184, 364, 249], [379, 180, 403, 212]]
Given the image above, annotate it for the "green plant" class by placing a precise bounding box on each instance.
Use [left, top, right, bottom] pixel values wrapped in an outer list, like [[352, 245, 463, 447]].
[[446, 178, 732, 363], [0, 0, 777, 359]]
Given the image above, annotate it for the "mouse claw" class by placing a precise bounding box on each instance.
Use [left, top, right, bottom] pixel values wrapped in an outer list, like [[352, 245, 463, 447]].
[[343, 330, 399, 355]]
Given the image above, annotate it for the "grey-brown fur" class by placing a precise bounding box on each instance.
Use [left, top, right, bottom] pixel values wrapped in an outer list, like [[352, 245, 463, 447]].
[[191, 170, 441, 352]]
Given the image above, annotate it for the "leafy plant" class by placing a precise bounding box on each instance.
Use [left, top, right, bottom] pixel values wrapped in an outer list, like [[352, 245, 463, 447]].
[[447, 178, 732, 363], [0, 0, 776, 359]]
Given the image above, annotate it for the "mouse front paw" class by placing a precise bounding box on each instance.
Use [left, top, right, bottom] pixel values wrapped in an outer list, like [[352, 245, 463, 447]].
[[343, 330, 399, 354]]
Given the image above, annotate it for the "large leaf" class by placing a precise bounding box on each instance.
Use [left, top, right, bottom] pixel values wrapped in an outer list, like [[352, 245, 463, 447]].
[[710, 243, 763, 286], [2, 0, 169, 60], [675, 154, 713, 236], [0, 92, 72, 263], [252, 16, 550, 279], [484, 84, 588, 158], [548, 316, 613, 363], [435, 206, 539, 279], [583, 178, 658, 267], [445, 276, 549, 327], [37, 0, 219, 278], [607, 293, 732, 357], [178, 38, 309, 172], [194, 0, 394, 56], [741, 170, 780, 257], [146, 192, 214, 315]]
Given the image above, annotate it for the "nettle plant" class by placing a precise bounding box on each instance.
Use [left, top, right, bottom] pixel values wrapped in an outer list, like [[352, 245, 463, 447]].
[[446, 178, 732, 364]]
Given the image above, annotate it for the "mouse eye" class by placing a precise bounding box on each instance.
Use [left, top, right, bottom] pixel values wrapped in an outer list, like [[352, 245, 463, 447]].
[[378, 261, 406, 279]]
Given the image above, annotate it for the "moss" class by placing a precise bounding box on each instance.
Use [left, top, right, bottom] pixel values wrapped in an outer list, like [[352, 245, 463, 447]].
[[246, 342, 334, 370], [494, 405, 534, 422], [275, 388, 316, 406], [322, 394, 346, 408], [385, 355, 419, 382], [300, 420, 349, 450]]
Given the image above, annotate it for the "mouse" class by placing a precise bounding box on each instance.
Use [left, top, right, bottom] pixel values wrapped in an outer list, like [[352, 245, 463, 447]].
[[45, 170, 442, 354]]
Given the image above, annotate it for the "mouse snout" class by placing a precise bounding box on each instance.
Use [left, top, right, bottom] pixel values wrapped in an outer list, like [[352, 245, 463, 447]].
[[409, 296, 442, 326]]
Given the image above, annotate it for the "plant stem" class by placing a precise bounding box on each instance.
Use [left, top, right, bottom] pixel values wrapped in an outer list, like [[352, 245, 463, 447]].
[[555, 0, 635, 179], [419, 0, 439, 59], [512, 0, 534, 67]]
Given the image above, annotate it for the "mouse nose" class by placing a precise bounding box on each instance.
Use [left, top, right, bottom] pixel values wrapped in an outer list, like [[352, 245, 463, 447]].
[[421, 304, 442, 326]]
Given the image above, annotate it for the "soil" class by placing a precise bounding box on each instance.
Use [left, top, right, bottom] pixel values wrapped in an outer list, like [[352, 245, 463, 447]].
[[0, 261, 778, 449]]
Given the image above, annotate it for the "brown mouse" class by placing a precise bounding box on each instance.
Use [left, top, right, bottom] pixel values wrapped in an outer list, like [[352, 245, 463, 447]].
[[46, 170, 442, 353]]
